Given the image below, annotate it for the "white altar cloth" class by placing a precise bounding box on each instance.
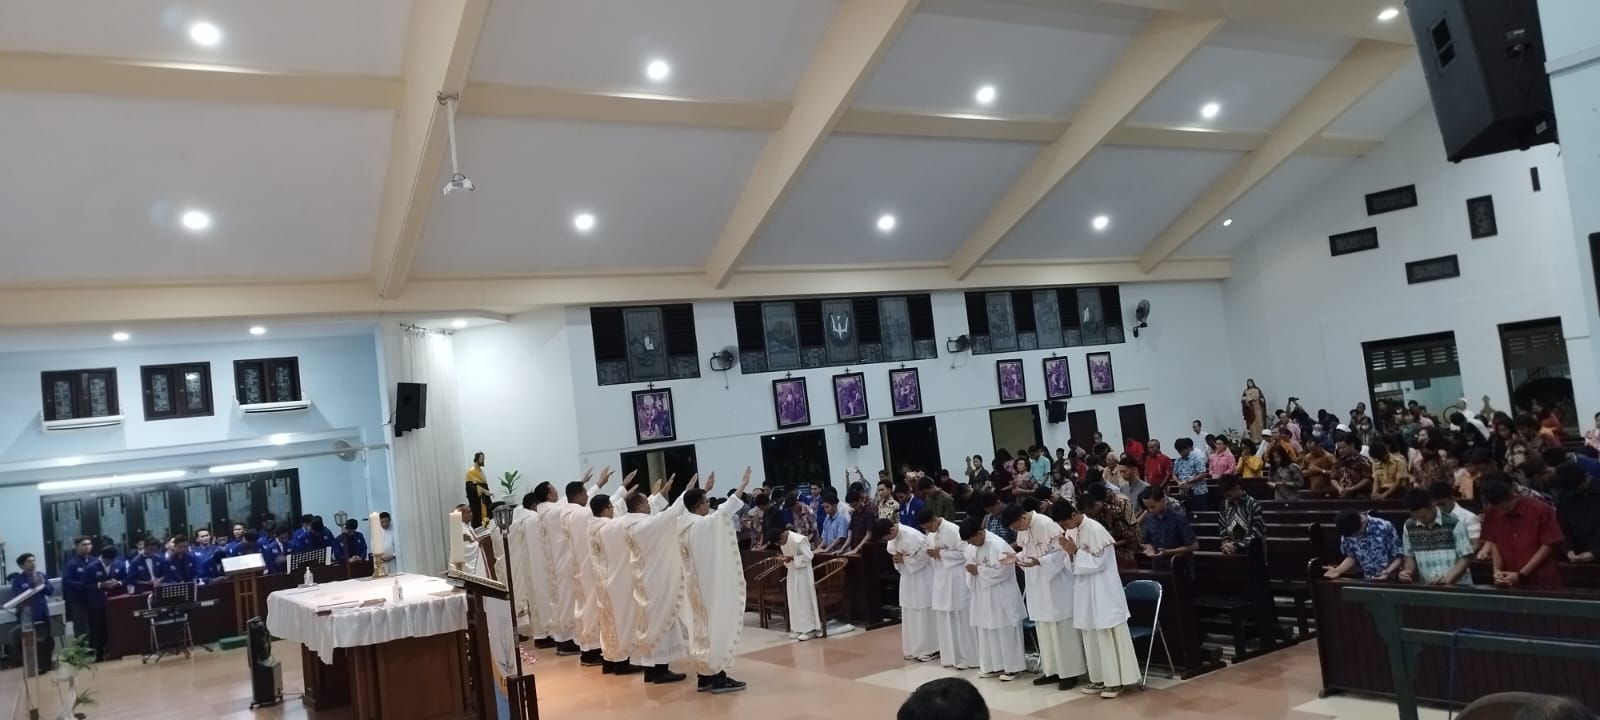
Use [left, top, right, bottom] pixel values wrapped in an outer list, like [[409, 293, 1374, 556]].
[[266, 573, 467, 664]]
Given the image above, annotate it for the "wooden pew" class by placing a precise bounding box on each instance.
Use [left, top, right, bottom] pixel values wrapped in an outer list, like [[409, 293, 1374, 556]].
[[1183, 540, 1286, 661], [1188, 524, 1326, 639], [1121, 557, 1225, 679]]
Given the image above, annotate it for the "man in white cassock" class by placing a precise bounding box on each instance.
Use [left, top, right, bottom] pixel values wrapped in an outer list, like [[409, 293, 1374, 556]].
[[960, 519, 1027, 681], [773, 524, 821, 641], [627, 474, 693, 684], [1059, 501, 1142, 699], [568, 471, 627, 668], [1005, 503, 1087, 691], [679, 469, 753, 694], [918, 508, 977, 669], [541, 468, 611, 660], [587, 489, 640, 675], [877, 517, 937, 662], [455, 504, 484, 576], [512, 483, 560, 647]]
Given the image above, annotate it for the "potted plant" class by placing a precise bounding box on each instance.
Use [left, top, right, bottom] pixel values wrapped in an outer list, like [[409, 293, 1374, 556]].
[[52, 633, 96, 719], [499, 470, 521, 501]]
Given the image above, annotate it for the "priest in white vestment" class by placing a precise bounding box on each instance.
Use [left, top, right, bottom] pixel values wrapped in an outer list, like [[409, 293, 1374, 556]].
[[960, 520, 1027, 681], [918, 508, 978, 669], [775, 526, 822, 640], [1005, 503, 1087, 690], [679, 470, 753, 694], [455, 504, 484, 576], [590, 491, 650, 675], [627, 475, 694, 684], [508, 491, 551, 644], [1060, 503, 1142, 699], [544, 469, 613, 661], [877, 518, 937, 662]]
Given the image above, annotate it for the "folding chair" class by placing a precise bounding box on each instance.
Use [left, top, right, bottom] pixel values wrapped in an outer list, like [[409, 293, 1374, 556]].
[[1123, 579, 1174, 687]]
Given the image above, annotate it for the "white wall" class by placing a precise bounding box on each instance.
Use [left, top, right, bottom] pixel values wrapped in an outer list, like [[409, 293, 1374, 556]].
[[1221, 109, 1591, 418], [450, 282, 1235, 497]]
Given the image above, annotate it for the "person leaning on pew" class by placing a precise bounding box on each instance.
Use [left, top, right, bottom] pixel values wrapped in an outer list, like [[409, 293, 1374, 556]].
[[1323, 509, 1403, 581]]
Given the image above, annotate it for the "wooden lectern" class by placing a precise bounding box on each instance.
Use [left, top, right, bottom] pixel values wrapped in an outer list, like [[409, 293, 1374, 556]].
[[221, 553, 268, 635], [448, 566, 537, 720]]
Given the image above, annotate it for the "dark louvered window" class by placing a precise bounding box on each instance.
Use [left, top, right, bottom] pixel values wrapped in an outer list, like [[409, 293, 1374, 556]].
[[734, 294, 935, 374], [961, 285, 1126, 355], [592, 304, 702, 386]]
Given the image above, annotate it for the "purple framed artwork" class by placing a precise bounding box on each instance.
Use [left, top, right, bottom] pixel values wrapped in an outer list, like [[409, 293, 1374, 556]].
[[1086, 352, 1115, 395], [772, 377, 811, 429], [1042, 357, 1072, 400], [832, 372, 868, 422], [996, 359, 1026, 404], [889, 368, 922, 416], [631, 387, 676, 444]]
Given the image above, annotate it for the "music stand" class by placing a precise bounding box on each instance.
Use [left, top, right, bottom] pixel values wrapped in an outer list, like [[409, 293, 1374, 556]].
[[287, 547, 331, 577], [143, 582, 199, 664]]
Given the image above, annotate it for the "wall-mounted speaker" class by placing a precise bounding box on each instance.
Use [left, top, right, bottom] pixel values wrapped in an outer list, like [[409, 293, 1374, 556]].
[[395, 382, 428, 436], [846, 422, 869, 448], [1045, 401, 1067, 424]]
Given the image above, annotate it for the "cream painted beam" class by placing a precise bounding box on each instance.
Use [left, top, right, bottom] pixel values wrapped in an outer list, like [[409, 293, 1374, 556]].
[[460, 83, 789, 130], [702, 0, 921, 289], [947, 13, 1224, 280], [1085, 0, 1415, 44], [0, 51, 401, 109], [1136, 40, 1413, 271], [368, 0, 491, 299], [0, 258, 1229, 328]]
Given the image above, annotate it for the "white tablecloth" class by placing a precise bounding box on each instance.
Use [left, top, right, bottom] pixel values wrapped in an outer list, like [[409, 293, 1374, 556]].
[[265, 573, 467, 664]]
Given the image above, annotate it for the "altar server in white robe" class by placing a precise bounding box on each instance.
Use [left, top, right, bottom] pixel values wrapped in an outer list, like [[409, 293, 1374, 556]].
[[590, 486, 652, 676], [1005, 502, 1087, 690], [877, 517, 937, 662], [773, 523, 822, 641], [960, 519, 1027, 681], [918, 508, 978, 670], [1059, 500, 1142, 699], [679, 469, 752, 694], [542, 468, 614, 660], [455, 504, 484, 576], [513, 483, 559, 647], [628, 475, 693, 683]]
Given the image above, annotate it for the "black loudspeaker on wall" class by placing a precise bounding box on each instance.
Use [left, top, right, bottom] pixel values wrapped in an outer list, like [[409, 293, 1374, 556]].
[[395, 382, 428, 437], [1404, 0, 1556, 163], [846, 422, 869, 448], [1046, 401, 1067, 424]]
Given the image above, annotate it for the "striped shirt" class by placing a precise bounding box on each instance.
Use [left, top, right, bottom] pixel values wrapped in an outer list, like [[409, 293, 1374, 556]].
[[1402, 511, 1473, 586]]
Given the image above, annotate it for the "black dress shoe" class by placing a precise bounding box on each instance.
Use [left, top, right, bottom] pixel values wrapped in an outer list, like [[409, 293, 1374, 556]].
[[1058, 675, 1081, 691], [651, 665, 687, 684], [580, 650, 604, 667], [533, 638, 558, 649], [555, 641, 581, 656], [710, 674, 748, 694], [1033, 675, 1060, 686], [615, 663, 644, 676], [697, 675, 715, 692]]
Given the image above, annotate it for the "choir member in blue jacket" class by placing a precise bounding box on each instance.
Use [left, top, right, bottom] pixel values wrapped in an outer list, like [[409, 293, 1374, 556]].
[[290, 514, 316, 551], [333, 519, 369, 564], [190, 528, 224, 584], [127, 537, 170, 593], [315, 516, 337, 547], [10, 553, 55, 672], [261, 527, 293, 574], [166, 535, 200, 584], [224, 523, 250, 556], [61, 536, 97, 643], [81, 546, 126, 660]]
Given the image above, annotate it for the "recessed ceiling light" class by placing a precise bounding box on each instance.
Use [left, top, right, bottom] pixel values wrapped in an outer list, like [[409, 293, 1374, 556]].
[[249, 326, 267, 336], [189, 21, 222, 47], [180, 210, 211, 232], [1091, 215, 1110, 231], [1200, 102, 1221, 119], [646, 59, 671, 81], [573, 212, 597, 233], [268, 433, 292, 446], [1222, 218, 1234, 227], [1377, 7, 1400, 21], [876, 214, 897, 233], [451, 319, 468, 329], [975, 85, 997, 105], [111, 331, 131, 342]]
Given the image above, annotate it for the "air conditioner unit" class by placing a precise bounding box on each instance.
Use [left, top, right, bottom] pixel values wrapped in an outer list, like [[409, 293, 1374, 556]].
[[240, 399, 311, 415], [42, 415, 125, 432]]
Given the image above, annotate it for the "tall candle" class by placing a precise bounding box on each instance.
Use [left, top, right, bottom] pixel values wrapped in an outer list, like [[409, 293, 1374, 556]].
[[369, 512, 385, 556], [448, 510, 464, 565]]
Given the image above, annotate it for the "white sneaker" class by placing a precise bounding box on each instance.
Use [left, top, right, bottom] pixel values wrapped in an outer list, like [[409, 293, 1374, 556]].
[[796, 632, 813, 642], [979, 670, 1001, 679], [1080, 682, 1105, 695], [788, 632, 801, 640], [915, 654, 937, 663], [952, 664, 973, 670], [1100, 686, 1122, 699], [998, 673, 1019, 682]]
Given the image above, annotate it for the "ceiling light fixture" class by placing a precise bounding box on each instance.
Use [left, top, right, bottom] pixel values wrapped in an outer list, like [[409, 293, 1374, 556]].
[[1377, 7, 1400, 21], [573, 212, 597, 233], [1222, 218, 1234, 227], [39, 470, 187, 492], [268, 433, 293, 446], [249, 325, 267, 336], [111, 331, 131, 342], [1091, 215, 1111, 231], [451, 319, 468, 329], [1200, 102, 1221, 119], [180, 210, 211, 231], [975, 85, 996, 105], [208, 460, 279, 474], [188, 21, 222, 47], [646, 59, 671, 81], [440, 94, 475, 195], [876, 214, 897, 233]]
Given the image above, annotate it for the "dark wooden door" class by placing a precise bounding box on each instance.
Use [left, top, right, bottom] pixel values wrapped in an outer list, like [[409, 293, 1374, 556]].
[[1118, 403, 1151, 446], [879, 417, 941, 480], [1067, 409, 1100, 449], [760, 429, 831, 495]]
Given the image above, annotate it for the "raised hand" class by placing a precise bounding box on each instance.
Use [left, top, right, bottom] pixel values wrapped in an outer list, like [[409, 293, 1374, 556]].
[[622, 469, 639, 491], [705, 472, 716, 494], [739, 467, 752, 494], [652, 477, 666, 496], [598, 467, 614, 488], [582, 467, 594, 483]]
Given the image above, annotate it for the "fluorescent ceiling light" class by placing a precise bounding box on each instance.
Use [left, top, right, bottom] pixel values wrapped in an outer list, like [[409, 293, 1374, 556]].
[[268, 433, 293, 446], [111, 331, 131, 342], [40, 470, 187, 492], [1377, 8, 1400, 21], [58, 457, 84, 467], [249, 326, 267, 336], [451, 319, 468, 329], [209, 460, 279, 474]]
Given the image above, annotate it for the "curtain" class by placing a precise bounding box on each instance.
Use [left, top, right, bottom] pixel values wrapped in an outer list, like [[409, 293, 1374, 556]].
[[389, 326, 466, 576]]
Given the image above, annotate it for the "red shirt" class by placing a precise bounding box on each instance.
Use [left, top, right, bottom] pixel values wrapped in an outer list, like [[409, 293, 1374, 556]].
[[1144, 454, 1173, 485], [1482, 496, 1565, 589], [1125, 440, 1146, 464]]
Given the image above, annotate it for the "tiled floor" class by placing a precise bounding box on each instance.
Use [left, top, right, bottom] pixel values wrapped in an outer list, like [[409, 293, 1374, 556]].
[[4, 617, 1426, 720]]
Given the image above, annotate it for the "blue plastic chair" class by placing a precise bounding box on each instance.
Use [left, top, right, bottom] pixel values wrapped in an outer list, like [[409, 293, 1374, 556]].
[[1123, 579, 1174, 687]]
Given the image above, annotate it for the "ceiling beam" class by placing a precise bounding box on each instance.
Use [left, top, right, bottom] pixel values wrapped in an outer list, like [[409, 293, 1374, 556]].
[[1082, 0, 1415, 44], [701, 0, 921, 289], [1136, 40, 1413, 271], [0, 51, 401, 109], [368, 0, 491, 299], [0, 258, 1229, 329], [459, 83, 789, 130], [947, 12, 1224, 280]]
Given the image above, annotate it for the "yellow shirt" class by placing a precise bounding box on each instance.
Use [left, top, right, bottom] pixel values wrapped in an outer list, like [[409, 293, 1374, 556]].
[[1237, 454, 1264, 478], [1371, 455, 1409, 496], [465, 466, 490, 519]]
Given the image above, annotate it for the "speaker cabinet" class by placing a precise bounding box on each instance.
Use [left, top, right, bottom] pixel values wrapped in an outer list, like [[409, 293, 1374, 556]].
[[1405, 0, 1556, 162], [395, 382, 428, 436], [846, 422, 869, 448], [1045, 401, 1067, 424]]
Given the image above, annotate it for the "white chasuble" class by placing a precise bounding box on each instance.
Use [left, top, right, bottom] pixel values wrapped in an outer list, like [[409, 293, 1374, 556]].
[[593, 512, 648, 661], [680, 493, 746, 675], [629, 493, 689, 661]]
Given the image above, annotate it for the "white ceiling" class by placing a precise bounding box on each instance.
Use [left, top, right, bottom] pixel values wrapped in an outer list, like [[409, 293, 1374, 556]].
[[1178, 155, 1356, 257], [1130, 27, 1353, 132]]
